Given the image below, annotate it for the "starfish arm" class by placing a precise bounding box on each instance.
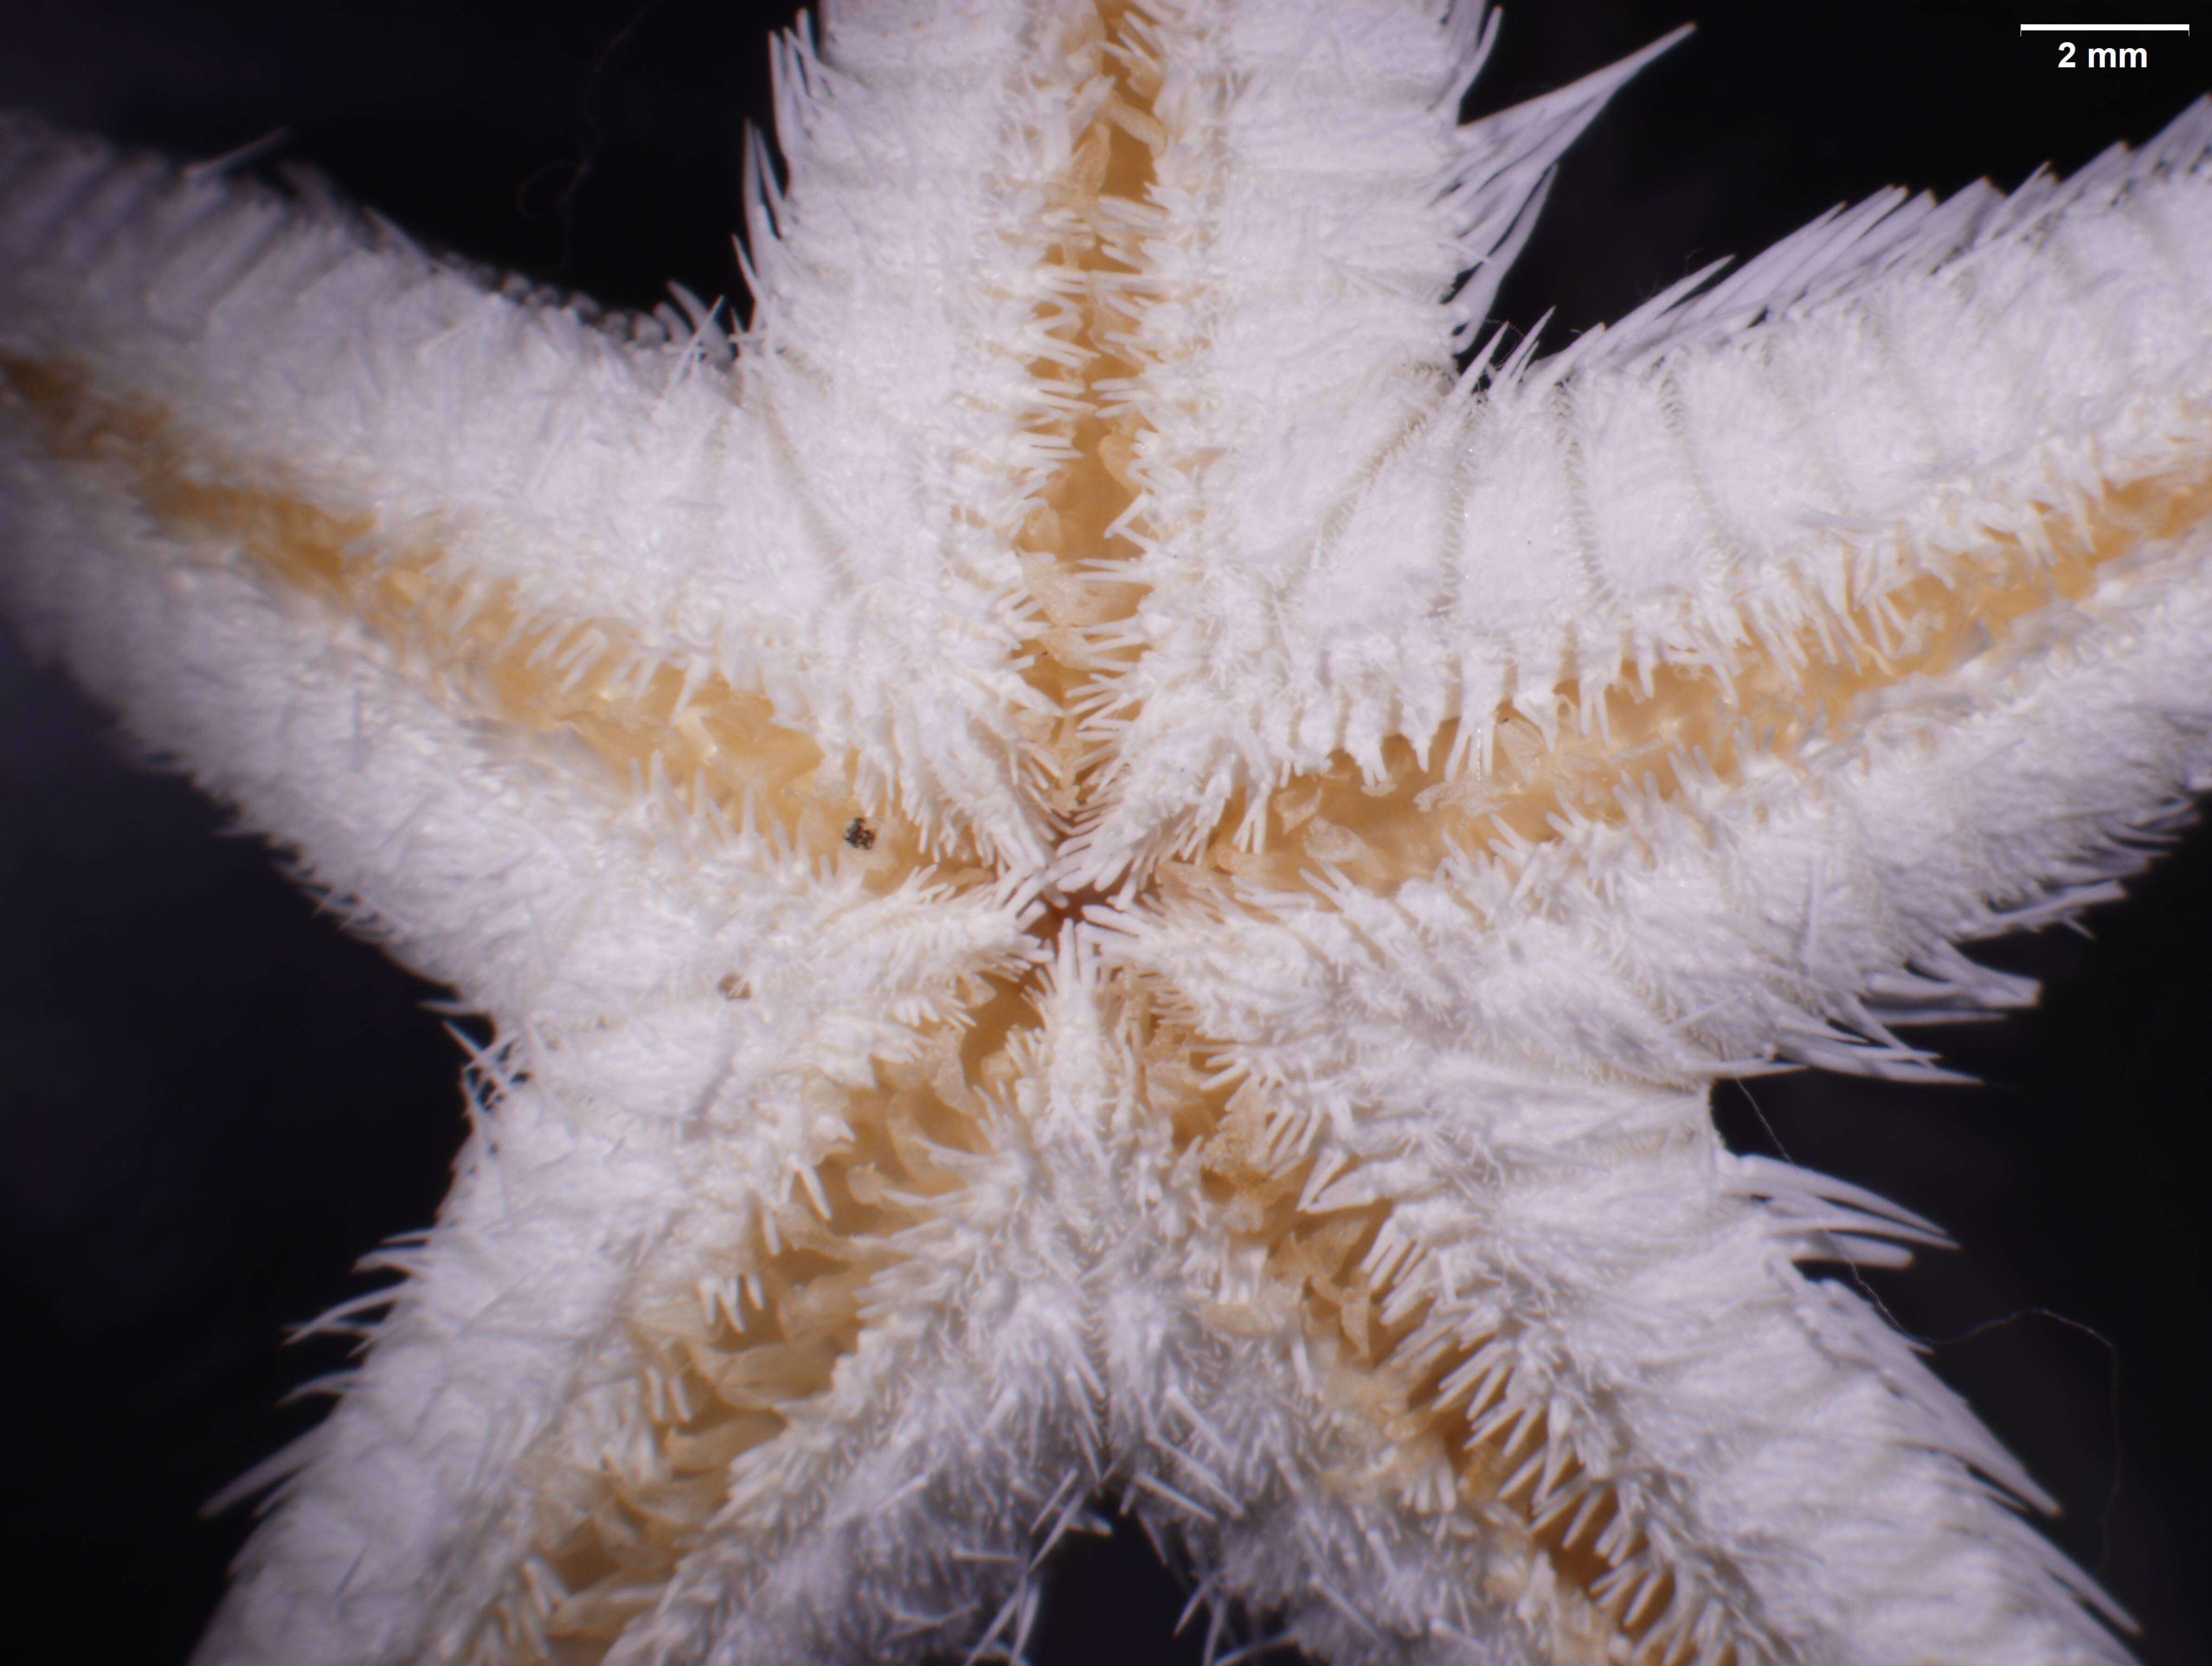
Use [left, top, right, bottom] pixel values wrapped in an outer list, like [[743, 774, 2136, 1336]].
[[1076, 70, 2212, 891], [0, 105, 1051, 1175], [0, 53, 1071, 867], [0, 99, 1065, 1664], [1065, 1, 1684, 881], [312, 956, 1148, 1666], [180, 866, 1031, 1666], [198, 1071, 712, 1665], [1154, 94, 2212, 1071], [1105, 863, 2146, 1663], [597, 1042, 1105, 1666]]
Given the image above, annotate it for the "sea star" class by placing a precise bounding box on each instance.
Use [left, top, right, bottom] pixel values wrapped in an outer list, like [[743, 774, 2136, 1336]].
[[2, 2, 2208, 1664]]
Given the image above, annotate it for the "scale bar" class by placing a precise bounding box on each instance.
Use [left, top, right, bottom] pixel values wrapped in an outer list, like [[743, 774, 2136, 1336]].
[[2018, 22, 2189, 29]]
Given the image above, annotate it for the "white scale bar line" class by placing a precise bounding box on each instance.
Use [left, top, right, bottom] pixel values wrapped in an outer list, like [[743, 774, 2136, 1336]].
[[2018, 22, 2190, 30]]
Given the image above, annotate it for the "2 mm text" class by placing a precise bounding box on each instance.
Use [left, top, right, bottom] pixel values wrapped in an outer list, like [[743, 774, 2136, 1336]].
[[2057, 41, 2150, 67]]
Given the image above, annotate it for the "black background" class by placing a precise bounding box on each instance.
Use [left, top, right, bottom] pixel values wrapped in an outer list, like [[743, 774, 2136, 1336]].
[[0, 2, 2207, 1662]]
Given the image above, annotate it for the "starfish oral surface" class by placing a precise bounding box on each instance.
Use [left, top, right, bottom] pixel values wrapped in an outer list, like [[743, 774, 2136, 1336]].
[[2, 3, 2209, 1664]]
